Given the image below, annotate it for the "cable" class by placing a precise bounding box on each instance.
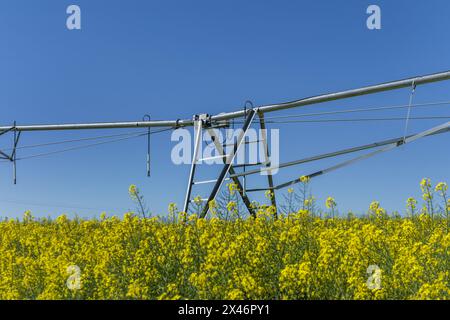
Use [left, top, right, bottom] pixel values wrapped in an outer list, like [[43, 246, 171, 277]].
[[0, 130, 149, 152], [15, 127, 172, 161], [231, 116, 450, 124], [16, 133, 146, 160], [263, 100, 450, 120], [231, 100, 450, 122], [265, 116, 450, 124]]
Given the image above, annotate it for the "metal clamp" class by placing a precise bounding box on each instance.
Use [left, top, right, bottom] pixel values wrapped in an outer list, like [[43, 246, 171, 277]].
[[0, 121, 21, 184]]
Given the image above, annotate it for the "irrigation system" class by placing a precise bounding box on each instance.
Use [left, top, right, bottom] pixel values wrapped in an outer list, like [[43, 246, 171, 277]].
[[1, 70, 450, 217]]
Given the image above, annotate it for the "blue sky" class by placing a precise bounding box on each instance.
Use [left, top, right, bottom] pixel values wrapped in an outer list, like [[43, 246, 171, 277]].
[[1, 0, 449, 218]]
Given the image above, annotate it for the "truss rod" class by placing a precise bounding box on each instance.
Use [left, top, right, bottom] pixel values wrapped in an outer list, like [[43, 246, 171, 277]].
[[230, 125, 450, 179], [273, 121, 450, 190], [1, 71, 450, 132]]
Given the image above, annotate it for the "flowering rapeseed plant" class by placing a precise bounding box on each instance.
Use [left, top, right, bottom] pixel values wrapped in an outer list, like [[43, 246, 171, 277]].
[[0, 179, 448, 300]]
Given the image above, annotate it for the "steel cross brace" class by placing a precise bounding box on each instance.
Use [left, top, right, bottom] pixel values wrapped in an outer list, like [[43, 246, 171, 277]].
[[199, 109, 257, 218], [206, 128, 256, 218]]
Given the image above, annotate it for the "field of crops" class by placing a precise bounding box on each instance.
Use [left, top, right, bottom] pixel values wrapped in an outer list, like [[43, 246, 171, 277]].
[[0, 178, 449, 300]]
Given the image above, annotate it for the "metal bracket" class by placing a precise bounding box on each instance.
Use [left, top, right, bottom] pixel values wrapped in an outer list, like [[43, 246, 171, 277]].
[[0, 122, 21, 184], [197, 114, 211, 128]]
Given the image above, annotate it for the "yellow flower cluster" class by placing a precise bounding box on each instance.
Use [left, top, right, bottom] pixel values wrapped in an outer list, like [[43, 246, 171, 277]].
[[300, 175, 310, 184], [0, 179, 448, 300], [325, 197, 336, 209]]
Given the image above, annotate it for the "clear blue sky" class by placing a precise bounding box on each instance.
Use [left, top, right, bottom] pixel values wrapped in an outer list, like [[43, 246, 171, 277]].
[[1, 0, 449, 219]]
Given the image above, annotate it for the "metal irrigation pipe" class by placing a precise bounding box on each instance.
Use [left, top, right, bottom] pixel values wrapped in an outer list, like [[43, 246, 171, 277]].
[[1, 70, 450, 132]]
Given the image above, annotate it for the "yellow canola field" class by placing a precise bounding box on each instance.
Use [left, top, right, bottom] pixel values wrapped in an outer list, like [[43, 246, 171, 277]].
[[0, 179, 449, 300]]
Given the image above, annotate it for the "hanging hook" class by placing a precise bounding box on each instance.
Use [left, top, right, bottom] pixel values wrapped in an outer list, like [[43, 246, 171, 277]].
[[143, 114, 151, 177], [244, 100, 254, 116]]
